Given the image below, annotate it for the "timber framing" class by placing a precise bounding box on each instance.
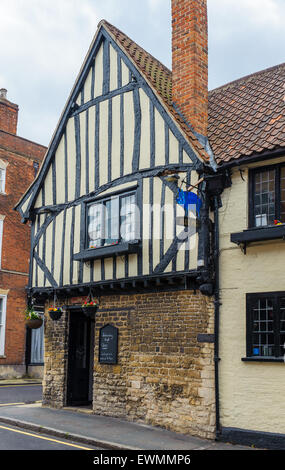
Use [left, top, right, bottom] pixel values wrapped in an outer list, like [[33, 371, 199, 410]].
[[15, 24, 204, 222], [28, 270, 199, 301], [15, 19, 217, 297], [31, 164, 194, 215]]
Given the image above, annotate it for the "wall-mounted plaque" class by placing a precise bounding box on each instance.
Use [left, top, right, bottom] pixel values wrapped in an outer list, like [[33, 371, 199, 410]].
[[99, 324, 118, 364], [197, 333, 215, 344]]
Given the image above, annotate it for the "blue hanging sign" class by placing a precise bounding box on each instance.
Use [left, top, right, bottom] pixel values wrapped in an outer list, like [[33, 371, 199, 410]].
[[176, 189, 202, 216]]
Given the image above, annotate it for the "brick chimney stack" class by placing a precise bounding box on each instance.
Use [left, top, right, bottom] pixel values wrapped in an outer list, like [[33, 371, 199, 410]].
[[0, 88, 19, 135], [171, 0, 208, 137]]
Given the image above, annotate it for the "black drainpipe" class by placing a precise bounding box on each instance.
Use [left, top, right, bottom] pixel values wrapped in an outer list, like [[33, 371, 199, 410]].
[[213, 195, 221, 439]]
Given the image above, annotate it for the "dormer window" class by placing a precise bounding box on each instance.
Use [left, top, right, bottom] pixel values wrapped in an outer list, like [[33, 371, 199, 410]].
[[249, 164, 285, 228]]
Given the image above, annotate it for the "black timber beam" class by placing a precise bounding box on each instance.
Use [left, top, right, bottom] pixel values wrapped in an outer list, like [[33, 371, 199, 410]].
[[28, 271, 199, 300]]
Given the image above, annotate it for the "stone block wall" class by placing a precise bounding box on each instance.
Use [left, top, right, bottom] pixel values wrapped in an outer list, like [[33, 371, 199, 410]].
[[42, 289, 216, 439], [42, 308, 69, 408]]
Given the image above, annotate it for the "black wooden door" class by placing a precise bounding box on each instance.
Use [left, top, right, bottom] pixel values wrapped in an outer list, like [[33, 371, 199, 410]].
[[67, 311, 92, 406]]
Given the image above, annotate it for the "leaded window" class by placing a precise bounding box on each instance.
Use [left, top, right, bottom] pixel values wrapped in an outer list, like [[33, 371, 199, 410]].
[[250, 164, 285, 227], [246, 293, 285, 358]]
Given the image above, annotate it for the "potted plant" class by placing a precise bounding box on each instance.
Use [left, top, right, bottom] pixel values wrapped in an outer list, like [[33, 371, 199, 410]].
[[25, 306, 43, 329], [48, 306, 63, 321], [82, 296, 99, 319]]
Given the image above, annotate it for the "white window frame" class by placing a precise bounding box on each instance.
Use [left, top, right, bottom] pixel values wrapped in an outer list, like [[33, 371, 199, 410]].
[[0, 219, 3, 269], [87, 191, 138, 249], [0, 295, 7, 356], [0, 167, 6, 194]]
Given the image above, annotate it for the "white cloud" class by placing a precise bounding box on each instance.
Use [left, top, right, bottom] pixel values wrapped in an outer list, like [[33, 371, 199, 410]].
[[0, 0, 99, 76], [147, 0, 166, 12], [0, 0, 105, 143], [208, 0, 285, 88], [209, 0, 285, 39]]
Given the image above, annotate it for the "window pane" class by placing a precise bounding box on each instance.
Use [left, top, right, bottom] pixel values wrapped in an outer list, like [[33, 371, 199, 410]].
[[279, 298, 285, 356], [251, 298, 275, 356], [254, 170, 275, 227], [121, 194, 136, 242], [0, 169, 5, 193], [30, 325, 44, 363], [88, 193, 137, 249], [88, 203, 104, 248], [280, 167, 285, 223], [104, 198, 119, 246], [0, 297, 5, 356]]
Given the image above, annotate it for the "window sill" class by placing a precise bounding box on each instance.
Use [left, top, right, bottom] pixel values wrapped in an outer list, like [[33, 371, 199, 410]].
[[74, 240, 140, 261], [242, 356, 285, 363], [231, 225, 285, 253]]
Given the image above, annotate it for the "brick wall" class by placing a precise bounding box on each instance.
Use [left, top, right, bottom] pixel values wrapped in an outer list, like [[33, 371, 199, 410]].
[[0, 97, 18, 135], [0, 130, 47, 161], [0, 111, 46, 374], [0, 272, 28, 366], [42, 290, 216, 439]]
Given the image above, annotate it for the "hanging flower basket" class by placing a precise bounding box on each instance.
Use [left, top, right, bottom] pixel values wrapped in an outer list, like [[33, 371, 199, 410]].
[[48, 291, 63, 321], [25, 318, 43, 329], [24, 306, 43, 329], [82, 297, 99, 319], [48, 307, 63, 321]]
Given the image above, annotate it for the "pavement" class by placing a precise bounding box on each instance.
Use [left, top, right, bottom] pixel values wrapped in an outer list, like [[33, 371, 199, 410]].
[[0, 378, 251, 451]]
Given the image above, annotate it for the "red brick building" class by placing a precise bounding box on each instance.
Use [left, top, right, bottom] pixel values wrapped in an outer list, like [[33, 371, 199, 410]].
[[0, 88, 46, 379]]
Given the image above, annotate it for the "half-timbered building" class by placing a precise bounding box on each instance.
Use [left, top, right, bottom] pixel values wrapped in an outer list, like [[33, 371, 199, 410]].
[[15, 0, 222, 439]]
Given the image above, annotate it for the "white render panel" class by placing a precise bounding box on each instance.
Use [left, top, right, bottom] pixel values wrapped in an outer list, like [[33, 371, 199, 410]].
[[66, 118, 77, 202], [111, 94, 121, 181], [88, 105, 96, 194], [139, 89, 151, 170], [55, 136, 66, 204], [109, 43, 118, 92], [123, 91, 134, 176], [94, 42, 104, 98], [99, 100, 109, 187], [83, 67, 93, 103], [154, 108, 165, 167]]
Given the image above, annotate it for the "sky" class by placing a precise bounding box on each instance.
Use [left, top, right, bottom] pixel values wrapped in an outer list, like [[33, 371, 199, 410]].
[[0, 0, 284, 147]]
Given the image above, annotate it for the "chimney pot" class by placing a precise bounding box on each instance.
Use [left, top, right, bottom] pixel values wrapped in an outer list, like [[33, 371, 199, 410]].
[[0, 88, 7, 100]]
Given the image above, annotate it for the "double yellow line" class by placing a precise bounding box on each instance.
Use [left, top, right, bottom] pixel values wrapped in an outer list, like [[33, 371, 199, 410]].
[[0, 384, 41, 387], [0, 401, 42, 407], [0, 424, 93, 450]]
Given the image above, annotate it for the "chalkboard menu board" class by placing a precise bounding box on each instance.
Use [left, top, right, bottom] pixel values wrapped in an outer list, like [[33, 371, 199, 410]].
[[99, 324, 118, 364]]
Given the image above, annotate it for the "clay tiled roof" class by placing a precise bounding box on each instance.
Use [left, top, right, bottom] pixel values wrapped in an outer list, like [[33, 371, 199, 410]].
[[102, 21, 285, 167], [208, 63, 285, 165]]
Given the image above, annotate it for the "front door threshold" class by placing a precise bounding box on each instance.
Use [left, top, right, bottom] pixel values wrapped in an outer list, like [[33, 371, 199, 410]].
[[64, 405, 93, 415]]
